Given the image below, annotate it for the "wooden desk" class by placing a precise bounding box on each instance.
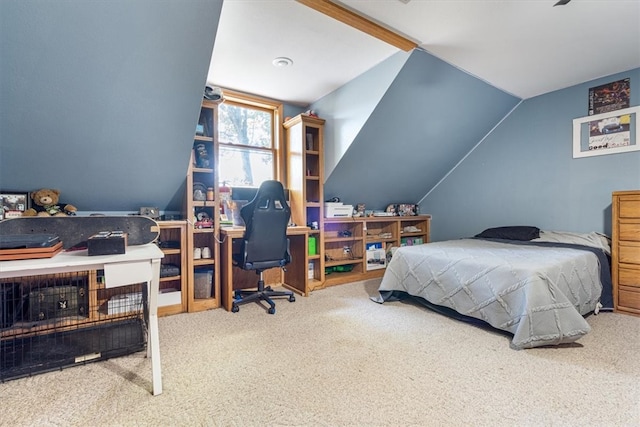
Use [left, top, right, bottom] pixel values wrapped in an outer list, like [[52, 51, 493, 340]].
[[220, 225, 309, 311], [0, 244, 165, 395]]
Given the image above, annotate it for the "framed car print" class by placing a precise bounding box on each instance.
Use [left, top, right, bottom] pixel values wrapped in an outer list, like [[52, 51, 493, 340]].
[[573, 106, 640, 158]]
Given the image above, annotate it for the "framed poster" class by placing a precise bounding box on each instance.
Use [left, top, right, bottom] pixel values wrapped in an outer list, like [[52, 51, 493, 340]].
[[0, 193, 29, 219], [588, 78, 630, 116], [573, 106, 639, 158]]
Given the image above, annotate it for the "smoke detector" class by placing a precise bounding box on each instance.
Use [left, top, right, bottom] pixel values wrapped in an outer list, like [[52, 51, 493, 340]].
[[272, 57, 293, 67]]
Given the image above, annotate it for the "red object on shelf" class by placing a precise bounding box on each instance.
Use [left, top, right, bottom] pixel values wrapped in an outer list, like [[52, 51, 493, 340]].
[[194, 220, 214, 229]]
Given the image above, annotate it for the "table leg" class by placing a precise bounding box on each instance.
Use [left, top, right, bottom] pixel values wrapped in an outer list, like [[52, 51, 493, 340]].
[[148, 257, 163, 395]]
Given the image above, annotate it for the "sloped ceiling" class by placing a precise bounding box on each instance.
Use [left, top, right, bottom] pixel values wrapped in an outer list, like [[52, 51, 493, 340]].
[[0, 0, 223, 212], [321, 49, 521, 210]]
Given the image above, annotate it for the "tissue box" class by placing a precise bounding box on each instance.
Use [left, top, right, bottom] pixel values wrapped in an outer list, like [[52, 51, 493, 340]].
[[87, 231, 128, 256]]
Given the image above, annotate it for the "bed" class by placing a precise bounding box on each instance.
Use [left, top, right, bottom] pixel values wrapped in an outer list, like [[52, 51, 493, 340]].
[[373, 227, 613, 349]]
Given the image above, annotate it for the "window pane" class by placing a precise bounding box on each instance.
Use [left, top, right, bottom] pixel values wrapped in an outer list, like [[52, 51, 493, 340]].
[[219, 146, 273, 187], [219, 104, 272, 148]]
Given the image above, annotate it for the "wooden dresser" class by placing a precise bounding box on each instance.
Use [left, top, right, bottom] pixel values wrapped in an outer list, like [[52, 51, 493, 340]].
[[612, 190, 640, 316]]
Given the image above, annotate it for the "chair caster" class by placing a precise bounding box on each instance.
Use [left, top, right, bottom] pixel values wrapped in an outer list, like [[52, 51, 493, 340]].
[[268, 307, 276, 315], [289, 295, 295, 302], [232, 304, 239, 313]]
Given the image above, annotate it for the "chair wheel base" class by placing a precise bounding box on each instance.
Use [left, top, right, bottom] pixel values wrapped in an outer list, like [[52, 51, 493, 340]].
[[231, 281, 295, 314]]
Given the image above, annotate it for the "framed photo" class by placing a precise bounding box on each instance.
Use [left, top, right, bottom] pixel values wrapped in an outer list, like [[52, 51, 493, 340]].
[[0, 192, 29, 220], [573, 106, 640, 158]]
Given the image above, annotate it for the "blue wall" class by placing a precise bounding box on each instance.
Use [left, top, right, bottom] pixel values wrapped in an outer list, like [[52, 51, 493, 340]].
[[0, 0, 223, 212], [318, 50, 520, 210], [312, 51, 410, 178], [422, 68, 640, 242]]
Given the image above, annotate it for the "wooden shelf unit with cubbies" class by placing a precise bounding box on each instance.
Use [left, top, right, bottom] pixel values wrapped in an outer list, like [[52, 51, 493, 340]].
[[323, 218, 365, 287], [157, 220, 187, 316], [284, 114, 326, 292], [184, 100, 220, 312], [321, 215, 431, 287]]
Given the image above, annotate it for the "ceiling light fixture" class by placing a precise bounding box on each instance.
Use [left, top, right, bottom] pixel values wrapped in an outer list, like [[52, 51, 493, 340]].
[[272, 57, 293, 67]]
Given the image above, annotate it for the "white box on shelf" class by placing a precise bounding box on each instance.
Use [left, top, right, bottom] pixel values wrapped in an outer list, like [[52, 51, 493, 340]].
[[324, 203, 353, 218], [107, 292, 143, 315], [158, 290, 182, 307]]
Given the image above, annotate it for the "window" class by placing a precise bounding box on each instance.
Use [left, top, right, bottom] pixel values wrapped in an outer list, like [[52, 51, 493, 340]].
[[217, 90, 283, 187]]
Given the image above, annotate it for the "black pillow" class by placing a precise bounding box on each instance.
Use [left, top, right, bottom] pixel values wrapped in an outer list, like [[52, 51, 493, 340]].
[[474, 226, 540, 241]]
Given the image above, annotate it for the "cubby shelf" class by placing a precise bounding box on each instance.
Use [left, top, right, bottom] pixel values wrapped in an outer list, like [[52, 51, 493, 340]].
[[184, 100, 220, 312], [157, 220, 187, 316], [320, 215, 431, 287], [285, 114, 326, 292]]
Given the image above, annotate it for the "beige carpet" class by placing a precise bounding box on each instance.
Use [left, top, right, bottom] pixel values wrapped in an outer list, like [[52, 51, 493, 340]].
[[1, 279, 639, 426]]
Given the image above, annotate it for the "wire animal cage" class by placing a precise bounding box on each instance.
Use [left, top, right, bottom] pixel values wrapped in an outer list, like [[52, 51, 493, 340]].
[[1, 270, 146, 382]]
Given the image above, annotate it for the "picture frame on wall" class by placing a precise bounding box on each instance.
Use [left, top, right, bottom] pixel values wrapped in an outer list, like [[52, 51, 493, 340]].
[[588, 78, 630, 116], [573, 106, 640, 158], [0, 192, 29, 220]]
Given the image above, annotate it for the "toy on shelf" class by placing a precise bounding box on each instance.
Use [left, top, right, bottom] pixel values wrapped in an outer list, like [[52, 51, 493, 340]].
[[23, 188, 77, 217]]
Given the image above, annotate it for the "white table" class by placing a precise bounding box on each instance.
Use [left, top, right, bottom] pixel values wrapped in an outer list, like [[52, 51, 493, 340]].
[[0, 244, 165, 395]]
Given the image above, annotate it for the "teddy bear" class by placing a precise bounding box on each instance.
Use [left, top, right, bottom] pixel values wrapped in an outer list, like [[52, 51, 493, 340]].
[[23, 188, 77, 217]]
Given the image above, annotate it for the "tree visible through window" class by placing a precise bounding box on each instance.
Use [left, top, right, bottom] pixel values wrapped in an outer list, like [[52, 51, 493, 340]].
[[218, 92, 282, 187]]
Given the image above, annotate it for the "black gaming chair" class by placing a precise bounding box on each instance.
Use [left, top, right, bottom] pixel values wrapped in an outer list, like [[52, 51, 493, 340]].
[[232, 180, 295, 314]]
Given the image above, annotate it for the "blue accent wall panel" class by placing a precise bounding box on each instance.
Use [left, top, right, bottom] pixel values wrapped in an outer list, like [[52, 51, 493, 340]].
[[422, 68, 640, 242], [311, 51, 410, 178], [323, 49, 520, 210], [0, 0, 223, 212]]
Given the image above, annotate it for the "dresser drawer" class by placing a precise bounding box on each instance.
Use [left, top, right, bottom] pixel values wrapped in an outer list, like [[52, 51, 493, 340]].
[[618, 286, 640, 311], [619, 243, 640, 264], [619, 197, 640, 218], [618, 221, 640, 241], [619, 267, 640, 287]]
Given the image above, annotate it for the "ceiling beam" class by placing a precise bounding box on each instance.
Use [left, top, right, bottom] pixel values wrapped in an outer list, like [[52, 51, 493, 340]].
[[296, 0, 418, 52]]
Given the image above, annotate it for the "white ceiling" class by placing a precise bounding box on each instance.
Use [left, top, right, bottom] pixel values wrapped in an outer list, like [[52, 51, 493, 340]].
[[208, 0, 640, 106]]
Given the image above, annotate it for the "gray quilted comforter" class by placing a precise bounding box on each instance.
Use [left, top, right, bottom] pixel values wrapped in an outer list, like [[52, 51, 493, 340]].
[[375, 239, 608, 349]]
